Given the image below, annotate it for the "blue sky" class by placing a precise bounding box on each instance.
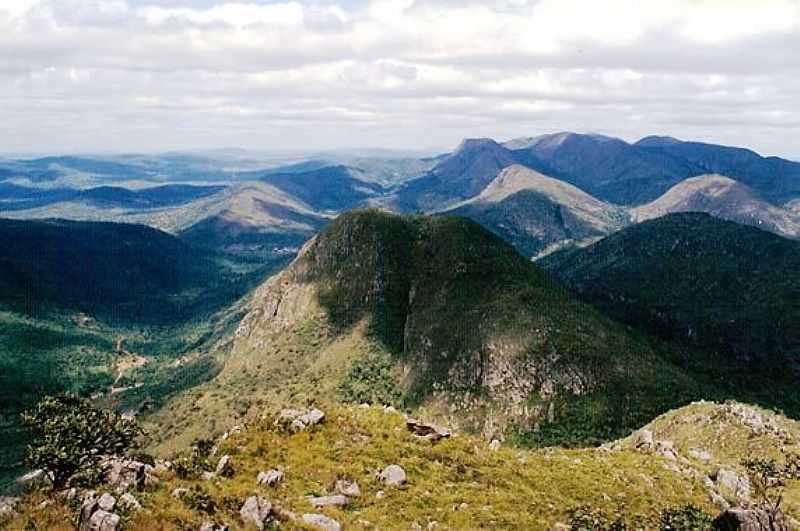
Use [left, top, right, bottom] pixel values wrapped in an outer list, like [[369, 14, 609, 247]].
[[0, 0, 798, 157]]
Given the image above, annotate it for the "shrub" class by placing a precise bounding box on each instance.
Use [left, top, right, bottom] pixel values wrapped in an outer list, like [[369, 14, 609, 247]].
[[182, 485, 217, 514], [337, 353, 402, 407], [568, 506, 627, 530], [659, 504, 714, 530], [21, 393, 142, 489]]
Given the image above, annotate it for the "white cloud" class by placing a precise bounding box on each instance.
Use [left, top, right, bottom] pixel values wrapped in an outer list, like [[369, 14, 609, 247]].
[[0, 0, 797, 156]]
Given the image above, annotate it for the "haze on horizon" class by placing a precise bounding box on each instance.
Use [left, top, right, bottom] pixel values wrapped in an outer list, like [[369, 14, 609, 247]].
[[1, 0, 799, 158]]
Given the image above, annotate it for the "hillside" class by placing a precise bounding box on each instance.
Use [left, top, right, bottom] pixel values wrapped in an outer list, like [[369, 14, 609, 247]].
[[541, 212, 800, 413], [10, 400, 800, 529], [144, 209, 712, 455], [633, 174, 800, 239], [445, 165, 630, 257], [259, 166, 385, 212]]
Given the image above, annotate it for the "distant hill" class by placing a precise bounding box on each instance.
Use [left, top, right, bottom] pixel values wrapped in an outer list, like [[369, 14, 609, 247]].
[[152, 209, 710, 451], [445, 165, 629, 257], [541, 213, 800, 411], [632, 174, 800, 239], [259, 165, 385, 212], [392, 139, 523, 211]]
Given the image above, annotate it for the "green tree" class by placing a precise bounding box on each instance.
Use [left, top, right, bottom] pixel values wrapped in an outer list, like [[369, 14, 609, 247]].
[[21, 394, 142, 489]]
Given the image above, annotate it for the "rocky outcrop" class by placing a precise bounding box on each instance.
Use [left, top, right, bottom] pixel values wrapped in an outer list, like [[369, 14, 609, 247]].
[[378, 464, 407, 486], [274, 408, 326, 432], [215, 455, 234, 478], [0, 497, 20, 518], [406, 417, 451, 442], [302, 513, 342, 531], [712, 506, 788, 530], [256, 469, 284, 487], [240, 495, 273, 530], [102, 457, 158, 492], [79, 493, 120, 531]]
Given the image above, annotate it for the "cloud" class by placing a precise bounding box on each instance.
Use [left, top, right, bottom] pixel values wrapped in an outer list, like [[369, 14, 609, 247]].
[[0, 0, 798, 157]]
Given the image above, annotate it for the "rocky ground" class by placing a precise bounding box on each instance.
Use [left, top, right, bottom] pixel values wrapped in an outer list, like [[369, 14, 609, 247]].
[[3, 401, 800, 530]]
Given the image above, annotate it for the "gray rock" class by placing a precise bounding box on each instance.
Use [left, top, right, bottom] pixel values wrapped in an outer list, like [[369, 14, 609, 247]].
[[302, 513, 341, 531], [97, 493, 116, 512], [406, 417, 451, 442], [689, 448, 713, 461], [118, 493, 141, 511], [88, 510, 121, 531], [334, 479, 361, 498], [240, 495, 272, 530], [199, 522, 229, 531], [103, 458, 147, 492], [307, 494, 349, 508], [79, 496, 100, 531], [712, 505, 788, 530], [201, 471, 217, 481], [378, 464, 407, 486], [216, 455, 234, 478], [375, 490, 386, 499], [0, 496, 20, 518], [171, 488, 189, 499], [655, 440, 678, 461], [716, 469, 751, 500], [489, 439, 501, 451], [275, 408, 326, 432], [256, 469, 283, 487], [16, 469, 48, 488], [634, 430, 654, 452]]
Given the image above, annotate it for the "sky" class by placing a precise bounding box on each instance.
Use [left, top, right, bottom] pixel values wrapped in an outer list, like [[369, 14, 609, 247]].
[[0, 0, 799, 157]]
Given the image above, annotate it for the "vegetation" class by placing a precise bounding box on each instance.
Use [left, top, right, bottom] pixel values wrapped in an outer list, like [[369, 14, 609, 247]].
[[21, 394, 142, 489], [337, 352, 402, 407]]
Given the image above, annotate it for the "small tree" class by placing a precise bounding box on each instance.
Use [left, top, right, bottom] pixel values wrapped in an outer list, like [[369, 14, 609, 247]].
[[21, 394, 142, 489]]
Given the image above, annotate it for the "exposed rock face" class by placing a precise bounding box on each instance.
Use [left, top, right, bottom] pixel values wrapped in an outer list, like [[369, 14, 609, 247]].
[[102, 457, 156, 492], [257, 469, 284, 487], [715, 469, 751, 501], [16, 469, 48, 488], [712, 506, 788, 530], [240, 496, 273, 530], [302, 513, 342, 531], [78, 494, 120, 531], [379, 464, 407, 486]]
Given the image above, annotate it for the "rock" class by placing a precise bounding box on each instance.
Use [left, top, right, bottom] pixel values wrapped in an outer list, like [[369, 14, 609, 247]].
[[275, 408, 326, 432], [406, 417, 451, 442], [103, 458, 147, 492], [88, 510, 121, 531], [0, 496, 20, 518], [715, 469, 751, 500], [97, 493, 116, 512], [634, 430, 654, 452], [375, 490, 386, 499], [489, 439, 501, 451], [302, 513, 342, 531], [711, 491, 731, 511], [171, 488, 189, 499], [79, 496, 100, 531], [307, 495, 349, 508], [551, 524, 570, 531], [118, 493, 141, 512], [378, 465, 407, 486], [199, 522, 229, 531], [201, 471, 217, 481], [16, 469, 48, 488], [215, 455, 234, 478], [655, 440, 678, 460], [712, 505, 788, 530], [334, 479, 361, 498], [689, 448, 713, 461], [240, 495, 273, 530], [256, 469, 284, 487]]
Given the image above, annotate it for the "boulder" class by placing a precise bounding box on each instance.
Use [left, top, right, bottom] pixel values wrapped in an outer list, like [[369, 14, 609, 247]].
[[689, 448, 713, 461], [97, 493, 116, 512], [378, 464, 407, 486], [240, 495, 273, 530], [171, 488, 189, 499], [88, 510, 121, 531], [655, 440, 678, 461], [713, 506, 788, 530], [275, 408, 326, 432], [302, 513, 342, 531], [334, 479, 361, 498], [16, 469, 48, 488], [201, 471, 217, 481], [0, 496, 20, 518], [634, 430, 654, 452], [307, 495, 349, 508], [715, 469, 751, 500], [256, 469, 284, 487], [103, 458, 148, 492], [406, 418, 451, 442], [215, 455, 234, 478], [199, 522, 229, 531], [79, 494, 121, 531], [489, 439, 501, 452]]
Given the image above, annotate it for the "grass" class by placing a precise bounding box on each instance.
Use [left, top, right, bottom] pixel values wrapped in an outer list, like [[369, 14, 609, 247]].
[[4, 404, 721, 530]]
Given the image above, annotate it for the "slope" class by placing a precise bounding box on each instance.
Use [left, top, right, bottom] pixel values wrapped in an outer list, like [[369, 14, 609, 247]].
[[632, 174, 800, 239], [541, 212, 800, 413], [146, 209, 711, 454], [445, 165, 630, 257]]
